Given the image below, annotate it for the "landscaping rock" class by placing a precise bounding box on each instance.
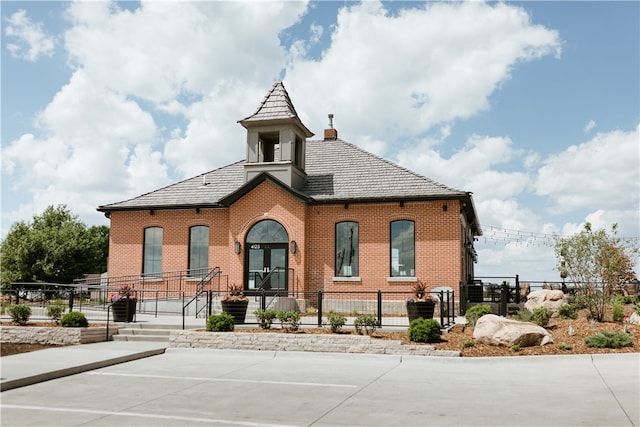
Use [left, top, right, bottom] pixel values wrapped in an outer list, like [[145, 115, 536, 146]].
[[524, 289, 568, 314], [473, 314, 553, 347], [628, 312, 640, 326]]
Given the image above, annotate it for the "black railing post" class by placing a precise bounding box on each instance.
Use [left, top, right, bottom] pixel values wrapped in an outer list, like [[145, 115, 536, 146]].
[[260, 288, 266, 311], [377, 290, 383, 328], [500, 284, 508, 316], [69, 289, 75, 312], [439, 290, 444, 327], [515, 274, 520, 304], [317, 290, 323, 327], [208, 290, 213, 317]]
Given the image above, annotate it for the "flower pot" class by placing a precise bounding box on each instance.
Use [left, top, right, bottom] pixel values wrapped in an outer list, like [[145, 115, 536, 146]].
[[221, 300, 249, 324], [406, 301, 435, 322], [111, 299, 137, 322]]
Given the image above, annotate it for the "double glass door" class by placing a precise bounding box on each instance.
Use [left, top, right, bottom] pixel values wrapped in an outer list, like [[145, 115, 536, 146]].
[[246, 243, 287, 292]]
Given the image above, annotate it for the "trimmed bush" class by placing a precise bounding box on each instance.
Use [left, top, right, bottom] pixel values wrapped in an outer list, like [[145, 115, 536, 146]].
[[408, 318, 441, 343], [558, 303, 579, 320], [584, 332, 633, 348], [328, 312, 347, 333], [60, 311, 88, 327], [354, 315, 378, 335], [465, 304, 491, 327], [254, 309, 277, 329], [47, 303, 66, 324], [8, 304, 31, 325], [277, 310, 301, 332], [206, 313, 235, 332]]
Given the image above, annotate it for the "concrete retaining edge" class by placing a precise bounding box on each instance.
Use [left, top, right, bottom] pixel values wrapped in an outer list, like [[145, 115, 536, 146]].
[[169, 330, 461, 357], [1, 325, 116, 345]]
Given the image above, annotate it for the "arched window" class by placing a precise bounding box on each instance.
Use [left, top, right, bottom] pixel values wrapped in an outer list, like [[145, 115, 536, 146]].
[[189, 226, 209, 277], [391, 220, 415, 277], [336, 222, 359, 277], [246, 219, 288, 243], [143, 227, 163, 276]]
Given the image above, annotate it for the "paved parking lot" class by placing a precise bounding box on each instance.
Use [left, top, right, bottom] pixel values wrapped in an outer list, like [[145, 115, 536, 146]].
[[1, 349, 638, 426]]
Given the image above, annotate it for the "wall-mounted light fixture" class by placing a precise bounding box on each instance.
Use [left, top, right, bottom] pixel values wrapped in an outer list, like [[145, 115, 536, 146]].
[[399, 201, 405, 208], [149, 209, 155, 216], [195, 207, 200, 214], [234, 241, 241, 254], [290, 240, 297, 254], [442, 204, 448, 212]]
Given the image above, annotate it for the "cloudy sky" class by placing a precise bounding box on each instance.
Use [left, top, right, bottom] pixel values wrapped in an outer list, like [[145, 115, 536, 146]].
[[2, 1, 639, 282]]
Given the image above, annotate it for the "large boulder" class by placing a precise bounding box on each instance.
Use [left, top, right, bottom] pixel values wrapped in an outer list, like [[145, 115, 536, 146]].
[[473, 314, 554, 347], [525, 289, 568, 314]]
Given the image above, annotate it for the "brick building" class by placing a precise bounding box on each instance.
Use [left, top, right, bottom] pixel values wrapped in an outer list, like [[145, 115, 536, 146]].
[[98, 82, 481, 300]]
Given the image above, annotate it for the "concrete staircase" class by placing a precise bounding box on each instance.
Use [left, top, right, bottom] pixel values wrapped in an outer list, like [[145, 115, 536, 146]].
[[112, 324, 197, 343]]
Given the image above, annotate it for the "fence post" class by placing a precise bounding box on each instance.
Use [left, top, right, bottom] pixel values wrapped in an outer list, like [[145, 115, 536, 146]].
[[260, 288, 266, 311], [69, 289, 75, 312], [439, 290, 444, 327], [377, 290, 382, 328], [515, 274, 520, 304], [317, 290, 323, 327], [459, 281, 466, 315], [500, 284, 508, 316]]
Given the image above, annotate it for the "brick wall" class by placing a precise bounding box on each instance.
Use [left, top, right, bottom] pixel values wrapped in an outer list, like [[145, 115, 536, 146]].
[[107, 182, 465, 296]]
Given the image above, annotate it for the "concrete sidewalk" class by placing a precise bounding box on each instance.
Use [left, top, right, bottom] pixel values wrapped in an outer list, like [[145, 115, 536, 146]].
[[1, 341, 167, 391]]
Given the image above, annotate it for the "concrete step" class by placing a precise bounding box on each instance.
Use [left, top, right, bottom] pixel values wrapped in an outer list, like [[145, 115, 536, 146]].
[[113, 323, 201, 343], [112, 334, 170, 342], [117, 328, 171, 336]]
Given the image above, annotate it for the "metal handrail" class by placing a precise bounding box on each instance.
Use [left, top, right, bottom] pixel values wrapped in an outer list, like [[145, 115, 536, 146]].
[[182, 267, 221, 329]]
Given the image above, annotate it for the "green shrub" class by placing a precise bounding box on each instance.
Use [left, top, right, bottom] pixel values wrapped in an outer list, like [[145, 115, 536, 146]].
[[354, 315, 378, 335], [514, 309, 533, 322], [254, 309, 277, 329], [635, 303, 640, 315], [328, 312, 347, 333], [277, 310, 301, 332], [584, 331, 633, 348], [465, 304, 492, 326], [462, 340, 475, 348], [206, 313, 235, 332], [511, 344, 521, 352], [611, 302, 624, 323], [611, 295, 637, 305], [407, 318, 441, 343], [558, 303, 580, 320], [557, 343, 572, 351], [531, 307, 552, 327], [47, 303, 66, 324], [8, 304, 31, 325], [60, 311, 88, 327]]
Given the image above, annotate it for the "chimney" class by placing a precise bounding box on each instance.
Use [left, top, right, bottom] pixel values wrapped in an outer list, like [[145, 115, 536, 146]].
[[324, 113, 338, 140]]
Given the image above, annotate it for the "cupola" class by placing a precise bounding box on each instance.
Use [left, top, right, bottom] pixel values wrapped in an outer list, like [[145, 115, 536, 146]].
[[238, 82, 314, 190]]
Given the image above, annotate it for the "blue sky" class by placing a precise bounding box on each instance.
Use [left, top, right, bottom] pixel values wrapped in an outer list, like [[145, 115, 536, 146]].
[[2, 1, 639, 282]]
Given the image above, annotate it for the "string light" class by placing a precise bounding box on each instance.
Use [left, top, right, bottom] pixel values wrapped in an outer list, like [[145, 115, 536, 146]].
[[478, 225, 640, 248]]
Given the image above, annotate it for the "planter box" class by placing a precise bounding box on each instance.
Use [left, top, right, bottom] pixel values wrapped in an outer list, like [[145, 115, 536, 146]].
[[221, 300, 249, 324], [406, 301, 436, 322], [111, 299, 137, 322]]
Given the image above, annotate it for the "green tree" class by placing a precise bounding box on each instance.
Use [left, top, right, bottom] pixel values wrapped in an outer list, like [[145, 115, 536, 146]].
[[0, 205, 109, 287], [554, 223, 638, 322]]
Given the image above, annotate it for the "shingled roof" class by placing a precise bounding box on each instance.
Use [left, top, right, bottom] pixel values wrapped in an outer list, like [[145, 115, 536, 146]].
[[99, 138, 471, 209], [239, 81, 313, 137], [98, 81, 480, 234]]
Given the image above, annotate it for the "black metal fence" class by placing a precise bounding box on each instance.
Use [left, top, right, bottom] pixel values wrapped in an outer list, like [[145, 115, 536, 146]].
[[1, 282, 456, 329]]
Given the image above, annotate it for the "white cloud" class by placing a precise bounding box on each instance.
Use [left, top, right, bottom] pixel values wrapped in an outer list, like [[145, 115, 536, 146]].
[[2, 69, 169, 226], [285, 1, 561, 149], [4, 9, 56, 62], [536, 125, 640, 213], [584, 119, 597, 133]]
